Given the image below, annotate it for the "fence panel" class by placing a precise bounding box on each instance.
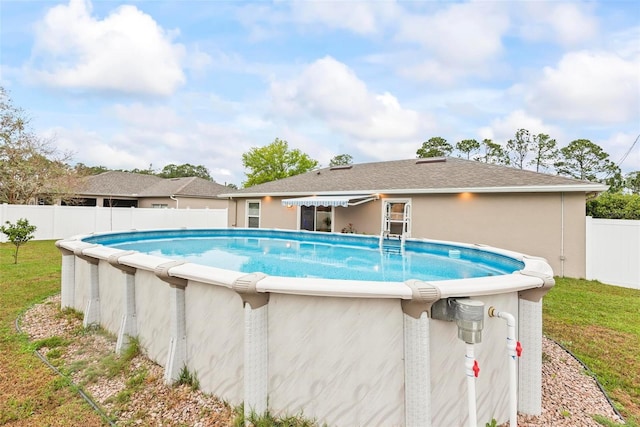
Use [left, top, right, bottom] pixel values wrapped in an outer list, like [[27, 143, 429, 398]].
[[0, 204, 228, 242], [586, 217, 640, 289]]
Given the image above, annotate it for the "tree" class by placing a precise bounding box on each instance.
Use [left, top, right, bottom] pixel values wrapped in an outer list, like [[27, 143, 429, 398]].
[[625, 171, 640, 194], [477, 139, 509, 165], [329, 154, 353, 167], [528, 133, 558, 173], [455, 139, 480, 160], [241, 138, 319, 187], [158, 163, 214, 181], [1, 218, 37, 264], [416, 137, 453, 158], [555, 139, 621, 189], [127, 164, 155, 175], [506, 129, 530, 169], [75, 163, 109, 176], [1, 87, 79, 204]]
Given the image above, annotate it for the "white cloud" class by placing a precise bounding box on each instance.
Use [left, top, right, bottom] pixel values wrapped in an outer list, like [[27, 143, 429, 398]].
[[270, 56, 430, 145], [237, 1, 397, 40], [483, 110, 561, 144], [29, 0, 186, 95], [110, 103, 183, 129], [525, 50, 640, 123], [289, 1, 385, 35], [517, 2, 598, 46], [395, 2, 509, 67]]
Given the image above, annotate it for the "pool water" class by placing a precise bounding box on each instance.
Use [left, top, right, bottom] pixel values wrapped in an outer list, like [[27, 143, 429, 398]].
[[92, 229, 524, 282]]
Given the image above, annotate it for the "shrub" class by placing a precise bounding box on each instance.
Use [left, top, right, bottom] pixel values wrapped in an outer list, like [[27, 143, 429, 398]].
[[586, 193, 640, 220]]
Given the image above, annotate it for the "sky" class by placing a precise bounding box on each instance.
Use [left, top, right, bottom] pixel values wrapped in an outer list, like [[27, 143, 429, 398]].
[[1, 0, 639, 186]]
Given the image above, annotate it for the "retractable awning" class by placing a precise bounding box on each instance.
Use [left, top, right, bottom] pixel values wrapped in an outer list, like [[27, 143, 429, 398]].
[[281, 195, 377, 208]]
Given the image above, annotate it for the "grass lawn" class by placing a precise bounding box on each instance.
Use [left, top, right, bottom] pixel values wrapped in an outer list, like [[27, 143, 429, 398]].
[[544, 276, 640, 426], [0, 240, 105, 426], [1, 240, 639, 426]]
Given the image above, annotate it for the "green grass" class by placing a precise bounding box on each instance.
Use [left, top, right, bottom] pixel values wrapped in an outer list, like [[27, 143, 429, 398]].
[[544, 276, 640, 425], [233, 405, 325, 427], [0, 240, 106, 426]]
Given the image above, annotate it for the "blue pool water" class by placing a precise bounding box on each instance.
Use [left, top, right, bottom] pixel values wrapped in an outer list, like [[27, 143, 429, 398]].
[[85, 229, 524, 282]]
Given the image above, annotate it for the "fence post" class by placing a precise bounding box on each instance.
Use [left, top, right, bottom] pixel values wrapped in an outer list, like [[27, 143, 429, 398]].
[[585, 216, 593, 280]]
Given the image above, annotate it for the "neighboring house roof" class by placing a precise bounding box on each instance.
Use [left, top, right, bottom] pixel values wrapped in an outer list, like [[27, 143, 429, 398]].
[[139, 176, 229, 198], [222, 157, 608, 197], [78, 171, 227, 198]]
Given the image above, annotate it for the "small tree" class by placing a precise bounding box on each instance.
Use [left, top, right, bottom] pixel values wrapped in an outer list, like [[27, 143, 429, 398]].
[[477, 139, 510, 165], [528, 133, 558, 173], [1, 218, 37, 264], [625, 171, 640, 194], [555, 139, 621, 189], [416, 137, 453, 158], [329, 154, 353, 167], [506, 129, 531, 169], [455, 139, 480, 160]]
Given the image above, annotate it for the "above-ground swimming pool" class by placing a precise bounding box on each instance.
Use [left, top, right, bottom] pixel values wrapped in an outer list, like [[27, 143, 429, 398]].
[[86, 229, 525, 282], [57, 228, 555, 427]]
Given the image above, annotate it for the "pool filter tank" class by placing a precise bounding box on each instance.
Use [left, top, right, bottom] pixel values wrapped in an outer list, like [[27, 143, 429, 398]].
[[431, 298, 485, 343]]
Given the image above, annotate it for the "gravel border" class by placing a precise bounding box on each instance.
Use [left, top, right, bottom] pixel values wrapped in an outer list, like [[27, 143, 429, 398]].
[[19, 295, 625, 426]]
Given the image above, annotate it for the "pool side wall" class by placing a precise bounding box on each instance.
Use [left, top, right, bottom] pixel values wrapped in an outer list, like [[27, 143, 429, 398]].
[[58, 233, 552, 427]]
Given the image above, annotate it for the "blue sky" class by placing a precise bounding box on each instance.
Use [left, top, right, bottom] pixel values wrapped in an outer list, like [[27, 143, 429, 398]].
[[1, 0, 639, 186]]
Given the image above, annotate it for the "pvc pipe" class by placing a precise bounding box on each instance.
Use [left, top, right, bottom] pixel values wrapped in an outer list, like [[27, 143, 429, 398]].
[[489, 307, 520, 427], [465, 342, 479, 427]]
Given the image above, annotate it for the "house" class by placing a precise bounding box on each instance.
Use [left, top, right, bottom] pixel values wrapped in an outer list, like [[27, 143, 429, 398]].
[[67, 171, 230, 209], [220, 157, 607, 278]]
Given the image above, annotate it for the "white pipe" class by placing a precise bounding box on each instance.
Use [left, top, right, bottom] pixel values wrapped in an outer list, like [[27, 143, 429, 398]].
[[170, 195, 179, 209], [489, 307, 519, 427], [465, 342, 478, 427]]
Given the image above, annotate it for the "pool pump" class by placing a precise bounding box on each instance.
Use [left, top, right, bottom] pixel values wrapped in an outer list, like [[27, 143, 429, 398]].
[[431, 297, 485, 343]]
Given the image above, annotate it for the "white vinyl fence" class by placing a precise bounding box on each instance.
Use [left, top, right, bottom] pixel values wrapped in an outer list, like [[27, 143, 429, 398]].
[[586, 217, 640, 290], [0, 204, 228, 242]]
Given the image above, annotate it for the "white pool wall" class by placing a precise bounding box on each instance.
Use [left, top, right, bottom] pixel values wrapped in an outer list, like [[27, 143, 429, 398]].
[[56, 229, 554, 427]]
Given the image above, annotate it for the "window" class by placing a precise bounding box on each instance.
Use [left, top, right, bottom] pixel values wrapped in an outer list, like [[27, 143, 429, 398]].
[[300, 205, 332, 232], [152, 204, 168, 209], [247, 201, 261, 228]]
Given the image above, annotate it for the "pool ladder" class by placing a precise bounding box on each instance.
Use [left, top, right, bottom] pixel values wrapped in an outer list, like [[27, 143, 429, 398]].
[[379, 231, 406, 254]]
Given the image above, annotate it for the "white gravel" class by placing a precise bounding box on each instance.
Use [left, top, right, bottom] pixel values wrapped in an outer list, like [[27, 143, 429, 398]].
[[20, 295, 625, 426]]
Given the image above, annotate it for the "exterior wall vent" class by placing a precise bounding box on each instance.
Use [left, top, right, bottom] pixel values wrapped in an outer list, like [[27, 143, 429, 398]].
[[416, 157, 447, 165], [329, 165, 353, 171]]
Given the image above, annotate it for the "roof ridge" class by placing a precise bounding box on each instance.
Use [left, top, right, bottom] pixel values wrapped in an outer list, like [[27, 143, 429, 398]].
[[167, 176, 196, 195]]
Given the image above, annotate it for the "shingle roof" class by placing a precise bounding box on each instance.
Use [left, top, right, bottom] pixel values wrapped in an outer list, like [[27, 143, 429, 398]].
[[78, 172, 227, 198], [224, 157, 607, 197], [139, 177, 228, 197], [78, 171, 163, 196]]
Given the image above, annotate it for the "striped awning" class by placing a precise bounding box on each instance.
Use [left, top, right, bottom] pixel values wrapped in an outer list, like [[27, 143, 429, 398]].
[[281, 195, 377, 208]]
